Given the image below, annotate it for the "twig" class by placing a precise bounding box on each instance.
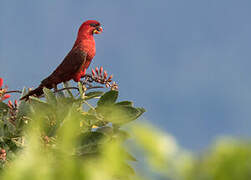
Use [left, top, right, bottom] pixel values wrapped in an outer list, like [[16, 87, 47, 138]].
[[55, 87, 79, 92], [5, 90, 22, 94], [4, 70, 117, 97]]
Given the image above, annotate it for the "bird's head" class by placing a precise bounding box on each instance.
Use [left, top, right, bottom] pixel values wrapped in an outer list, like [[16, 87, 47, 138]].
[[78, 20, 103, 37]]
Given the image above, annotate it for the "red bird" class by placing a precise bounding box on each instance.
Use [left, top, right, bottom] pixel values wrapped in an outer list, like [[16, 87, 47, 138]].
[[21, 20, 103, 100]]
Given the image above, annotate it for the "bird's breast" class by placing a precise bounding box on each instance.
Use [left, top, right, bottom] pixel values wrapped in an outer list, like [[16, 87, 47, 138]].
[[79, 39, 96, 60], [86, 46, 96, 60]]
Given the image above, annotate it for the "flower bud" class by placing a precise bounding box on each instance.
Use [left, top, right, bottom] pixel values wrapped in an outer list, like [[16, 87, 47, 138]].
[[2, 94, 11, 101], [95, 67, 99, 75], [92, 69, 96, 77], [15, 100, 18, 107], [103, 71, 108, 79], [8, 100, 13, 108], [0, 78, 3, 88], [99, 66, 103, 76], [107, 75, 113, 82]]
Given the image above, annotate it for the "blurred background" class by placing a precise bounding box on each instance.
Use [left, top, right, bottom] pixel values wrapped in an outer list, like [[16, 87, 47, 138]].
[[1, 0, 251, 150]]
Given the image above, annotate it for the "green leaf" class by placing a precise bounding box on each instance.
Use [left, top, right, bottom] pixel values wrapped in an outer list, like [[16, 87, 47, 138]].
[[113, 129, 130, 141], [135, 107, 146, 119], [96, 126, 113, 135], [116, 106, 143, 123], [81, 113, 100, 126], [84, 91, 104, 100], [76, 132, 108, 156], [121, 163, 135, 175], [97, 90, 118, 107], [0, 102, 8, 111], [56, 91, 65, 98], [78, 131, 106, 146], [122, 149, 137, 162], [78, 82, 84, 97], [16, 99, 31, 119], [97, 105, 144, 125], [29, 96, 51, 112], [43, 88, 57, 105], [116, 101, 133, 106]]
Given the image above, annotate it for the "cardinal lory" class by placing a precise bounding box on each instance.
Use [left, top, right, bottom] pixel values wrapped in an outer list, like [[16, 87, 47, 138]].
[[20, 20, 103, 100]]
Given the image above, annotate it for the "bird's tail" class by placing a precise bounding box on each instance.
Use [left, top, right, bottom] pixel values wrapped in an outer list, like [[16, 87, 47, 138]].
[[20, 85, 44, 101]]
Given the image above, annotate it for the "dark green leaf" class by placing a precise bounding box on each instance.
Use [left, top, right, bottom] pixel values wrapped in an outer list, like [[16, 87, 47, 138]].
[[97, 105, 144, 125], [76, 132, 108, 155], [116, 101, 133, 106], [78, 132, 107, 146], [96, 126, 113, 135], [97, 90, 118, 106]]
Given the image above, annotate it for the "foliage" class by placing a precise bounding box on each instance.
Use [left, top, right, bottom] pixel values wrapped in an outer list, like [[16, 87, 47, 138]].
[[0, 79, 251, 179]]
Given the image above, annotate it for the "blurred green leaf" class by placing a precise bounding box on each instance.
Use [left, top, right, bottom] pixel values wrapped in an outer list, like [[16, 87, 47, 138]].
[[56, 91, 65, 98], [0, 102, 8, 111], [43, 88, 57, 105], [81, 113, 100, 126], [113, 129, 130, 141]]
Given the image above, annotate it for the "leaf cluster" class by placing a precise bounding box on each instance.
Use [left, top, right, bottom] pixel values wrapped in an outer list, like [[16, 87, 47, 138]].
[[0, 87, 145, 176]]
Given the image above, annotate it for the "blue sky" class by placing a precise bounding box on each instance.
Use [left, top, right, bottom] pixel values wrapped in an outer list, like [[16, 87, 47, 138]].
[[1, 0, 251, 150]]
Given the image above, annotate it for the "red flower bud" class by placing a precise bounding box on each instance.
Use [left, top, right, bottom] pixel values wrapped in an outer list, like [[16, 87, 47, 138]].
[[2, 94, 11, 101], [0, 78, 3, 88], [95, 67, 99, 75], [99, 66, 103, 75], [92, 69, 96, 77], [15, 100, 18, 107], [8, 100, 13, 108], [103, 71, 108, 79], [107, 74, 113, 82]]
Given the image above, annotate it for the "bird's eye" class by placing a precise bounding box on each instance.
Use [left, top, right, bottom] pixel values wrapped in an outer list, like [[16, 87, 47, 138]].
[[90, 23, 98, 27]]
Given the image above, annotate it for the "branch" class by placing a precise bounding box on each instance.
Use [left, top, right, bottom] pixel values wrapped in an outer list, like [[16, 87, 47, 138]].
[[5, 90, 22, 94]]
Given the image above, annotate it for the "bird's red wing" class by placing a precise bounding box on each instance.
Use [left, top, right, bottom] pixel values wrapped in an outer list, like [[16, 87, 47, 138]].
[[41, 48, 87, 87]]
